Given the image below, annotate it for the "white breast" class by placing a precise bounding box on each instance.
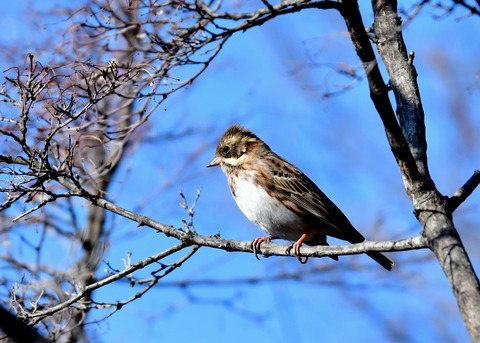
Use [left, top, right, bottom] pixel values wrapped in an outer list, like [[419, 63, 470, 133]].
[[231, 172, 305, 241]]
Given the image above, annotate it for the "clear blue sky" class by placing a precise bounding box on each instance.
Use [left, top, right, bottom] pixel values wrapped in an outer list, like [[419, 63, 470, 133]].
[[1, 1, 479, 342]]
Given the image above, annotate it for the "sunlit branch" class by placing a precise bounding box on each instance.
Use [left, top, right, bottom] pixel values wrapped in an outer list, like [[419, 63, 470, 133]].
[[339, 1, 425, 192], [45, 164, 429, 259]]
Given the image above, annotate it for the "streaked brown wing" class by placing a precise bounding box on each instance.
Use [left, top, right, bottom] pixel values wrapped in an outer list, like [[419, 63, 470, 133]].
[[264, 152, 365, 242]]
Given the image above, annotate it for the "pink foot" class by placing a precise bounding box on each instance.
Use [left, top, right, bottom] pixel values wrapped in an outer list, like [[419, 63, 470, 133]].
[[286, 233, 309, 264], [251, 236, 277, 260]]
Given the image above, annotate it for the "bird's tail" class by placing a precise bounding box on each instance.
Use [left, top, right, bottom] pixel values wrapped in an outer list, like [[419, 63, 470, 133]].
[[366, 251, 394, 271]]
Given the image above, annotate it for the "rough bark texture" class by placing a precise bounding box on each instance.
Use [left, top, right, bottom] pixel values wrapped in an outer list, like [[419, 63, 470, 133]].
[[338, 0, 480, 340], [368, 0, 480, 340]]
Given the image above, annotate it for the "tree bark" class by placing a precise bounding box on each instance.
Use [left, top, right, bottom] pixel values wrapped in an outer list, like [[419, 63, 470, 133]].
[[338, 0, 480, 340]]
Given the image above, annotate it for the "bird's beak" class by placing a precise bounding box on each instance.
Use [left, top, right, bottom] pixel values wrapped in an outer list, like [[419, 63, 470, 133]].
[[207, 156, 221, 168]]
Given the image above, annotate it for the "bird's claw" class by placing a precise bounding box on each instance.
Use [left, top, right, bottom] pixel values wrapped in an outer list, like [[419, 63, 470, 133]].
[[251, 236, 275, 260], [252, 236, 308, 264], [252, 239, 262, 260], [286, 243, 308, 264]]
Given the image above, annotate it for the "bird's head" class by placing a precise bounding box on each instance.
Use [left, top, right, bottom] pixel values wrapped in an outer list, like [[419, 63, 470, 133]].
[[207, 124, 269, 170]]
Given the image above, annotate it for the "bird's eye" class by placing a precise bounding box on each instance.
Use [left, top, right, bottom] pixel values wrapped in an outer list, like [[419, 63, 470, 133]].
[[222, 145, 230, 154]]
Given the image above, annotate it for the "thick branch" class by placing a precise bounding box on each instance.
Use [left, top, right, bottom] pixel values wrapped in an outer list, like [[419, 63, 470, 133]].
[[339, 1, 427, 196], [369, 1, 480, 341], [419, 209, 480, 341], [372, 0, 435, 195]]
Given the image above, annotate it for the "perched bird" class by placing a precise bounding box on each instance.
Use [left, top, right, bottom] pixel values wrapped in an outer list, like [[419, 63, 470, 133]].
[[207, 124, 394, 271]]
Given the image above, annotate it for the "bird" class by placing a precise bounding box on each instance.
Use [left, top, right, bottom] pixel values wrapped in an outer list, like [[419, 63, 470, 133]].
[[207, 124, 394, 271]]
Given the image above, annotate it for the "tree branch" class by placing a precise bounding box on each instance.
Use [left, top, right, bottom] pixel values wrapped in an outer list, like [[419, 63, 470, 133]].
[[26, 242, 195, 324], [447, 170, 480, 212], [48, 167, 428, 258], [244, 235, 427, 258], [338, 0, 428, 196], [367, 1, 480, 341], [372, 0, 435, 192]]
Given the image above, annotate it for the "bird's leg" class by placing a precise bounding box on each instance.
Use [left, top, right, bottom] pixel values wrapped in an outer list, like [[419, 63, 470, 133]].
[[286, 233, 309, 264], [252, 235, 277, 260]]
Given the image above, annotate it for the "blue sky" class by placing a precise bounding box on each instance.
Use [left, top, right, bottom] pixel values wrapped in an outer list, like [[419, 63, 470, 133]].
[[1, 1, 479, 342]]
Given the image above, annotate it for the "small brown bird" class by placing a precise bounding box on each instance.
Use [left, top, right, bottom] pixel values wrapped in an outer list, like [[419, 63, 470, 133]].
[[208, 124, 394, 270]]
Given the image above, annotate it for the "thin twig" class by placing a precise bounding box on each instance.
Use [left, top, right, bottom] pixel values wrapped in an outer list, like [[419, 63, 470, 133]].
[[27, 241, 192, 323], [447, 170, 480, 212]]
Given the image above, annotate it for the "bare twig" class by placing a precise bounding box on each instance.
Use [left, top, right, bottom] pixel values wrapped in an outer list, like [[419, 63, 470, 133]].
[[447, 170, 480, 212], [87, 245, 200, 320], [26, 241, 192, 324]]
